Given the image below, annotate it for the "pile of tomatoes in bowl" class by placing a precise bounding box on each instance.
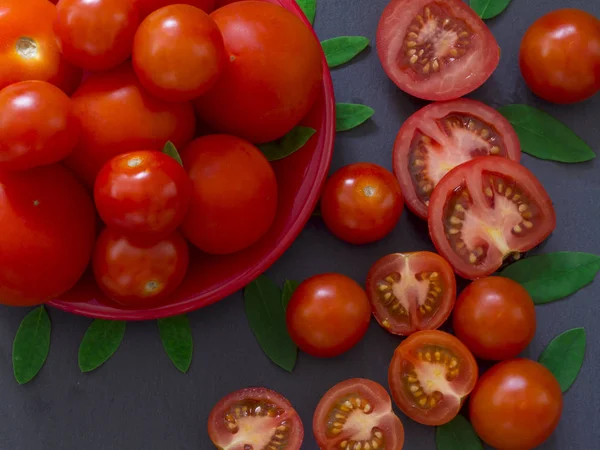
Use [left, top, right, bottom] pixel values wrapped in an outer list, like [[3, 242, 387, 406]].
[[0, 0, 334, 319]]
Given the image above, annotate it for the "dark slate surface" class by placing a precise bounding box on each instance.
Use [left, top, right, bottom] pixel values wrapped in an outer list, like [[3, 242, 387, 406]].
[[1, 0, 599, 449]]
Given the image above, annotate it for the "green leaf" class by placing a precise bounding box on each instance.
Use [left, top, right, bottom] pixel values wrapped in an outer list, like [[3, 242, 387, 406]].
[[500, 252, 600, 304], [539, 328, 586, 392], [498, 105, 595, 163], [336, 103, 375, 132], [321, 36, 370, 68], [12, 306, 51, 385], [258, 126, 316, 161], [158, 315, 193, 374], [162, 141, 183, 166], [244, 275, 297, 372], [297, 0, 316, 25], [470, 0, 512, 19], [436, 415, 484, 450], [78, 320, 126, 373], [281, 280, 300, 310]]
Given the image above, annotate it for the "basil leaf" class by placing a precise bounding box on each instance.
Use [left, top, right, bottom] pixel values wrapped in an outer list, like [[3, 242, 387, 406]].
[[336, 103, 375, 132], [470, 0, 512, 19], [498, 105, 595, 163], [244, 275, 297, 372], [500, 252, 600, 304], [539, 328, 586, 392], [258, 126, 316, 161], [436, 415, 484, 450], [321, 36, 370, 68], [162, 141, 183, 166], [158, 315, 193, 374], [12, 306, 51, 385], [297, 0, 316, 25], [78, 320, 126, 373], [282, 279, 300, 310]]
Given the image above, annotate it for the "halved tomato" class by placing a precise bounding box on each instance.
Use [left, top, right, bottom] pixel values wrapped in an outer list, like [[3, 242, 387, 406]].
[[313, 379, 404, 450], [208, 387, 303, 450], [388, 330, 478, 426], [366, 252, 456, 336], [393, 99, 521, 219], [428, 157, 556, 280], [376, 0, 500, 101]]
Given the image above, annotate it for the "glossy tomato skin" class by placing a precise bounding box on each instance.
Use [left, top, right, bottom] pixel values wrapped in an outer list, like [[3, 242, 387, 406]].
[[208, 387, 304, 450], [0, 0, 82, 94], [453, 277, 536, 360], [194, 1, 323, 143], [470, 359, 563, 449], [94, 151, 192, 241], [321, 163, 404, 245], [136, 0, 215, 18], [389, 330, 478, 426], [366, 252, 456, 336], [54, 0, 141, 72], [0, 164, 96, 306], [377, 0, 499, 101], [93, 228, 189, 307], [520, 9, 600, 104], [286, 274, 371, 358], [65, 63, 196, 187], [313, 379, 405, 450], [180, 135, 278, 255], [0, 81, 80, 171], [133, 4, 226, 102]]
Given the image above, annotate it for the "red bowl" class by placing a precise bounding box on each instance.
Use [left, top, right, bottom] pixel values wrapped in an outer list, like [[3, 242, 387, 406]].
[[49, 0, 335, 321]]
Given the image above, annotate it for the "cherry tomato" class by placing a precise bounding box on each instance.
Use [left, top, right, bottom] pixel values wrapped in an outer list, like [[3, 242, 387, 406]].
[[320, 163, 404, 245], [194, 1, 323, 143], [65, 63, 196, 187], [0, 81, 80, 171], [470, 359, 563, 449], [0, 164, 96, 306], [376, 0, 499, 101], [54, 0, 140, 72], [136, 0, 215, 19], [93, 228, 189, 307], [208, 387, 304, 450], [453, 277, 536, 361], [366, 252, 456, 336], [94, 151, 191, 241], [180, 135, 278, 255], [393, 99, 521, 219], [388, 330, 478, 426], [428, 157, 556, 280], [286, 274, 371, 358], [133, 4, 226, 102], [520, 9, 600, 104], [0, 0, 82, 94]]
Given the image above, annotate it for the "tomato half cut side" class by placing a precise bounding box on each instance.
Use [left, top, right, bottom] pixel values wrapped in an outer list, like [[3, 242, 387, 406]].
[[208, 387, 304, 450], [388, 330, 478, 426], [376, 0, 500, 101], [428, 157, 557, 280], [393, 99, 521, 219], [366, 252, 456, 336], [313, 378, 405, 450]]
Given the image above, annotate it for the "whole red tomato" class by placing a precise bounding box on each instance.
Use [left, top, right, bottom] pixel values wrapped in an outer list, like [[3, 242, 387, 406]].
[[136, 0, 215, 18], [133, 4, 226, 102], [520, 9, 600, 104], [286, 273, 371, 358], [64, 63, 196, 187], [94, 151, 192, 240], [93, 228, 189, 307], [0, 164, 96, 306], [180, 135, 278, 255], [54, 0, 141, 72], [321, 163, 404, 245], [0, 81, 80, 171], [470, 359, 563, 449], [194, 1, 323, 143], [0, 0, 82, 94]]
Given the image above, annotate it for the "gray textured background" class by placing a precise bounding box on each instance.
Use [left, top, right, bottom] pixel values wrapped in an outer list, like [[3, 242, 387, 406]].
[[1, 0, 599, 449]]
